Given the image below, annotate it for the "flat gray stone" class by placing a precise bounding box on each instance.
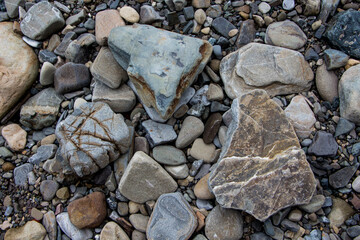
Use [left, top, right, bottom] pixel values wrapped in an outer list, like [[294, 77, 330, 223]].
[[147, 192, 197, 240], [108, 24, 212, 120], [56, 212, 93, 240], [20, 1, 65, 40], [164, 164, 189, 179], [40, 180, 59, 201], [175, 116, 204, 149], [42, 211, 57, 240], [13, 163, 33, 186], [299, 194, 325, 213], [142, 120, 177, 147], [29, 144, 57, 165], [152, 145, 187, 165], [5, 0, 24, 18]]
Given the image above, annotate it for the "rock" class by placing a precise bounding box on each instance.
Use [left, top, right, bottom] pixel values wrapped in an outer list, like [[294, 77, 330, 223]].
[[164, 164, 189, 179], [335, 118, 355, 137], [206, 83, 224, 101], [119, 151, 177, 203], [29, 144, 57, 165], [352, 175, 360, 192], [56, 212, 93, 240], [328, 198, 355, 227], [4, 220, 46, 240], [265, 20, 307, 50], [95, 9, 125, 46], [194, 173, 214, 200], [152, 145, 187, 165], [14, 163, 33, 186], [208, 90, 316, 221], [54, 63, 90, 94], [319, 0, 340, 23], [0, 22, 38, 120], [288, 209, 302, 222], [190, 138, 216, 163], [192, 0, 210, 8], [281, 219, 300, 232], [205, 206, 243, 240], [120, 6, 140, 23], [20, 2, 65, 40], [259, 2, 271, 13], [347, 226, 360, 238], [40, 62, 56, 86], [338, 64, 360, 125], [108, 24, 212, 120], [42, 211, 57, 240], [284, 95, 316, 139], [325, 10, 360, 59], [175, 116, 204, 149], [1, 124, 27, 151], [40, 180, 59, 201], [142, 120, 177, 147], [129, 214, 149, 232], [66, 9, 85, 26], [352, 143, 360, 156], [100, 221, 130, 240], [203, 113, 222, 144], [190, 85, 211, 106], [92, 81, 136, 113], [147, 192, 197, 240], [211, 17, 236, 38], [206, 5, 222, 18], [299, 195, 325, 213], [90, 47, 128, 89], [304, 0, 321, 15], [20, 88, 63, 130], [329, 164, 359, 189], [324, 49, 349, 70], [307, 131, 338, 157], [56, 102, 131, 177], [56, 187, 70, 200], [74, 98, 87, 110], [68, 192, 107, 229], [54, 31, 76, 57], [315, 64, 339, 102], [236, 19, 256, 48], [194, 9, 206, 25], [31, 208, 43, 221], [283, 0, 295, 10], [140, 5, 164, 24], [5, 0, 24, 18], [220, 43, 313, 99]]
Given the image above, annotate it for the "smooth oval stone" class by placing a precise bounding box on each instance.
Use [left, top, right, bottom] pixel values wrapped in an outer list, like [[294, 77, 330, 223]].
[[152, 145, 187, 166], [100, 221, 130, 240], [54, 62, 90, 94], [323, 49, 349, 70], [203, 113, 222, 144], [4, 220, 47, 240], [176, 116, 205, 149]]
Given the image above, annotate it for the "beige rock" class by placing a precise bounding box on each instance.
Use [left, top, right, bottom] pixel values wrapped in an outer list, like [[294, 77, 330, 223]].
[[0, 22, 38, 120], [304, 0, 321, 16], [194, 173, 215, 200], [190, 138, 217, 163], [206, 83, 224, 101], [5, 221, 47, 240], [194, 9, 206, 25], [120, 6, 140, 23], [201, 27, 210, 34], [175, 116, 204, 149], [316, 64, 339, 102], [328, 198, 355, 227], [2, 124, 27, 151], [95, 10, 125, 46], [100, 221, 130, 240], [228, 29, 238, 37], [192, 0, 210, 8]]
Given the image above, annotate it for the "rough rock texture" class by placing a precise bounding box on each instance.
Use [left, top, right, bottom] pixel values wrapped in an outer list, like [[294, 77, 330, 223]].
[[209, 90, 316, 221], [0, 22, 38, 120], [4, 220, 47, 240], [108, 24, 212, 119], [338, 65, 360, 125], [147, 193, 197, 240], [55, 102, 131, 177], [118, 151, 178, 203], [20, 2, 65, 40], [220, 43, 313, 99]]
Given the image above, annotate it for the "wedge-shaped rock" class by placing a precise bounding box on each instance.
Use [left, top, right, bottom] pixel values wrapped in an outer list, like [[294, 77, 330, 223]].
[[209, 90, 316, 221], [55, 102, 131, 177], [108, 24, 212, 120], [220, 43, 313, 99]]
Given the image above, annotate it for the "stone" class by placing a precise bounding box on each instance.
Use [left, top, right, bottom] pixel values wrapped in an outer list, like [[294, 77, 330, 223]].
[[352, 175, 360, 192], [284, 96, 316, 139], [299, 195, 325, 213], [92, 81, 136, 113], [352, 143, 360, 156], [14, 163, 33, 186], [108, 24, 212, 120], [194, 9, 206, 25], [40, 62, 56, 86], [29, 144, 57, 164], [4, 220, 46, 240], [192, 0, 210, 8], [304, 0, 321, 15], [147, 192, 197, 240], [307, 131, 338, 157], [324, 49, 349, 70], [236, 20, 256, 48], [205, 206, 243, 240], [165, 164, 189, 179], [194, 173, 214, 200], [329, 164, 359, 189], [56, 212, 93, 240], [211, 17, 236, 38], [54, 63, 90, 94], [68, 192, 107, 229], [129, 214, 149, 232], [42, 211, 57, 240], [20, 2, 65, 40], [66, 9, 86, 26], [281, 219, 300, 232], [120, 6, 140, 23], [315, 64, 339, 102], [206, 5, 222, 18], [208, 90, 316, 221], [56, 102, 131, 177], [56, 187, 70, 199], [206, 83, 224, 101], [40, 180, 59, 201], [134, 137, 149, 155], [175, 116, 204, 149], [190, 138, 216, 163], [142, 120, 177, 147], [335, 118, 355, 137], [190, 85, 211, 106], [347, 226, 360, 238], [95, 9, 125, 46], [265, 20, 307, 50], [90, 47, 128, 89], [100, 221, 130, 240], [259, 2, 271, 13], [328, 198, 355, 227], [283, 0, 295, 10], [31, 208, 43, 221], [20, 88, 63, 130], [338, 64, 360, 125], [0, 22, 38, 120], [325, 10, 360, 59], [5, 0, 24, 18], [220, 43, 313, 99], [203, 113, 222, 144], [1, 124, 27, 151], [119, 151, 178, 203], [74, 98, 87, 110], [288, 209, 302, 222], [140, 5, 164, 24], [152, 145, 187, 165]]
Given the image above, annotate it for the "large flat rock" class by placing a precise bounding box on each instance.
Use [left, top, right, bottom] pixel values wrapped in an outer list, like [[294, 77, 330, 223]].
[[0, 22, 38, 120], [108, 24, 212, 120], [220, 43, 313, 99], [209, 90, 316, 221]]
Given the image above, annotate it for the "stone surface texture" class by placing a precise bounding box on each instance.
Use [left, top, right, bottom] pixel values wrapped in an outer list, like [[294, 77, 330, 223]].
[[100, 221, 130, 240], [4, 220, 47, 240], [95, 9, 125, 46], [1, 124, 27, 151], [56, 212, 93, 240]]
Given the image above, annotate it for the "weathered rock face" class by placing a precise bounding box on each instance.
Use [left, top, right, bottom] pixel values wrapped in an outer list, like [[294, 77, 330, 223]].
[[0, 22, 38, 120], [147, 193, 197, 240], [108, 24, 212, 119], [220, 43, 313, 99], [55, 102, 131, 177], [209, 90, 316, 221]]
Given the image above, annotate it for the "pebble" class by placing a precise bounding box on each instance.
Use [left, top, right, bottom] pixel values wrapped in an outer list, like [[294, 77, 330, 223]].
[[324, 49, 349, 70], [315, 64, 339, 102], [203, 113, 222, 144], [14, 163, 33, 186], [164, 164, 189, 179], [259, 2, 271, 13], [129, 214, 149, 232], [288, 209, 303, 222], [120, 6, 140, 23], [56, 212, 93, 240], [140, 5, 164, 24], [299, 195, 325, 213], [100, 221, 130, 240], [40, 181, 59, 201], [66, 9, 86, 26], [328, 198, 355, 227], [56, 187, 70, 200], [211, 17, 236, 38], [54, 62, 90, 94], [4, 220, 47, 240], [142, 120, 177, 147], [29, 144, 57, 164], [31, 208, 44, 221], [206, 83, 224, 101], [192, 0, 210, 8], [42, 211, 57, 240], [40, 62, 56, 86], [194, 173, 214, 200], [352, 176, 360, 192], [329, 163, 359, 189], [334, 117, 355, 137], [308, 131, 338, 157], [151, 145, 187, 165], [175, 116, 204, 149], [283, 0, 295, 10], [95, 9, 125, 46], [194, 9, 206, 25], [1, 124, 27, 151], [190, 138, 216, 163]]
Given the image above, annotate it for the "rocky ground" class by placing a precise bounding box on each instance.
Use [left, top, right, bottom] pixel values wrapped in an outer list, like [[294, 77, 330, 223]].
[[0, 0, 360, 239]]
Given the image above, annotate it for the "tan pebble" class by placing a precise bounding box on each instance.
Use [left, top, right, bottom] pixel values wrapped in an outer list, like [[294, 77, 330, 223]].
[[345, 59, 360, 69], [228, 29, 238, 37], [195, 211, 205, 232], [201, 27, 210, 34], [119, 6, 140, 23], [2, 162, 15, 172], [2, 124, 27, 151], [56, 187, 70, 200], [312, 20, 322, 30], [41, 134, 56, 145], [194, 173, 215, 200], [239, 11, 249, 19]]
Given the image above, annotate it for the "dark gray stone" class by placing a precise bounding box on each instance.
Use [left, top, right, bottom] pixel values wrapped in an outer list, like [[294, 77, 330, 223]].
[[347, 225, 360, 238], [335, 117, 355, 137], [308, 131, 338, 157], [140, 5, 164, 24], [352, 142, 360, 156], [29, 144, 57, 164], [183, 6, 194, 20], [212, 17, 236, 38], [236, 20, 255, 48], [329, 163, 359, 188], [264, 219, 275, 236], [39, 50, 57, 64], [54, 62, 90, 94], [14, 163, 33, 186], [324, 49, 349, 70], [40, 180, 59, 201], [54, 31, 77, 57], [318, 0, 340, 23], [281, 219, 300, 232]]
